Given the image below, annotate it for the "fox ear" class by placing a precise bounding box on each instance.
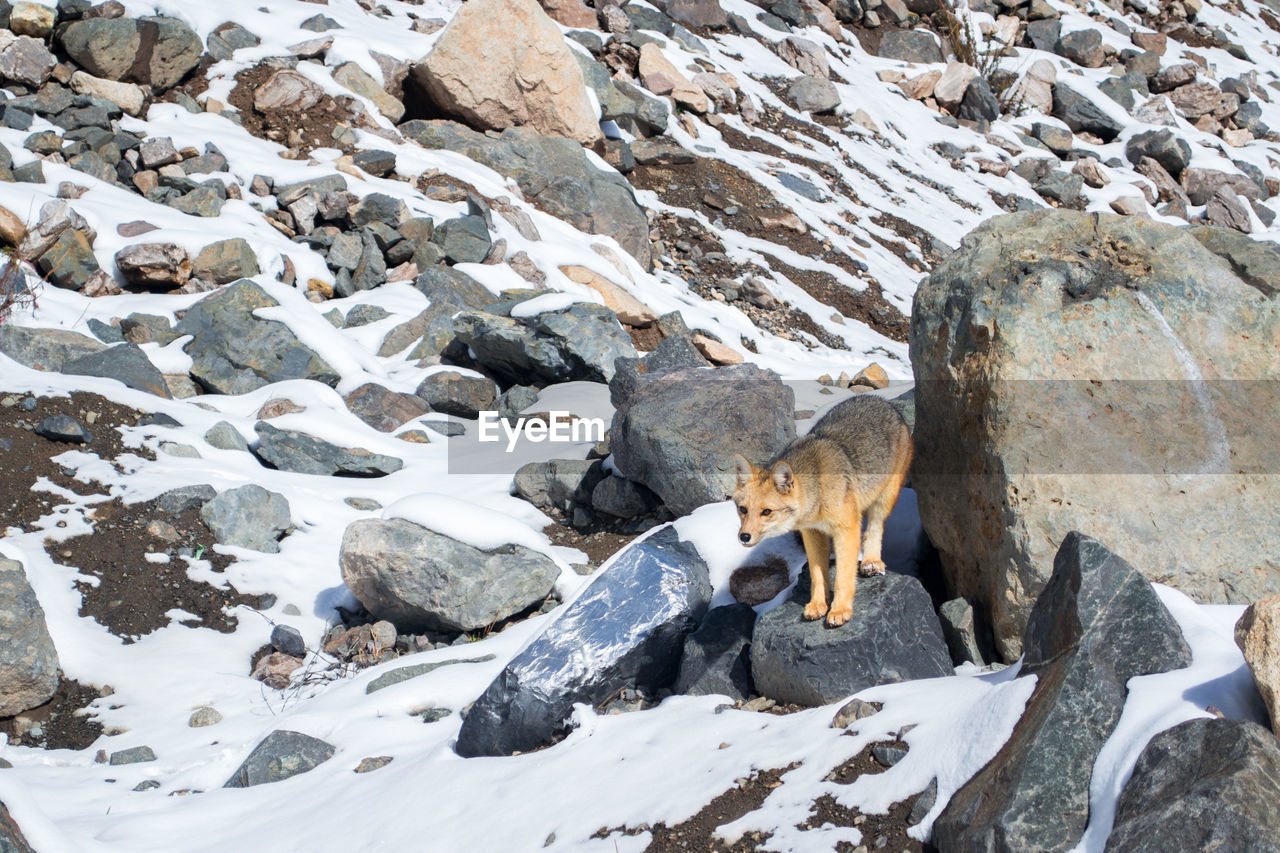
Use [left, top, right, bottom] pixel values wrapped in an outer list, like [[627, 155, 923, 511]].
[[733, 454, 754, 487], [772, 461, 794, 494]]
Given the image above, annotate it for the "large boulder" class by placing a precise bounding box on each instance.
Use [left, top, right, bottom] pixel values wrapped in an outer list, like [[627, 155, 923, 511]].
[[175, 281, 339, 395], [452, 304, 636, 385], [0, 326, 105, 372], [60, 16, 202, 89], [910, 211, 1280, 659], [674, 603, 756, 701], [399, 121, 651, 269], [411, 0, 601, 146], [456, 527, 711, 757], [610, 364, 795, 517], [1235, 595, 1280, 737], [0, 558, 60, 717], [0, 799, 35, 853], [750, 571, 951, 707], [199, 485, 292, 553], [63, 342, 171, 398], [932, 533, 1192, 853], [339, 518, 559, 633], [1105, 717, 1280, 853]]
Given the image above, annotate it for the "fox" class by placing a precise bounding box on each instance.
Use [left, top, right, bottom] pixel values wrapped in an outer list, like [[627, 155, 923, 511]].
[[733, 394, 913, 628]]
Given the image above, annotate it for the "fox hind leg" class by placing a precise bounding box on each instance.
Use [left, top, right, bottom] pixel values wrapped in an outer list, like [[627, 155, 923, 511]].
[[860, 447, 910, 577], [800, 529, 831, 621]]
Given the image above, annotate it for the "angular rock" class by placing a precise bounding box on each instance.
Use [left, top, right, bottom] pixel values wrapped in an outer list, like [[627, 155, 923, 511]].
[[750, 571, 951, 707], [156, 484, 216, 514], [788, 75, 839, 113], [933, 61, 979, 112], [1206, 186, 1252, 234], [251, 652, 302, 689], [431, 215, 491, 265], [1169, 81, 1238, 120], [674, 603, 756, 700], [1105, 717, 1280, 853], [192, 238, 259, 285], [415, 370, 498, 420], [60, 16, 202, 89], [207, 21, 261, 61], [0, 325, 105, 372], [654, 0, 727, 28], [175, 281, 339, 394], [34, 414, 91, 443], [1125, 128, 1191, 179], [1148, 63, 1197, 94], [333, 61, 404, 123], [630, 138, 694, 166], [63, 342, 170, 398], [1235, 596, 1280, 737], [252, 69, 324, 112], [638, 43, 708, 113], [342, 383, 429, 433], [938, 597, 991, 666], [0, 34, 56, 88], [1026, 18, 1061, 52], [108, 746, 156, 765], [1056, 28, 1104, 68], [254, 422, 403, 477], [591, 475, 654, 519], [1052, 83, 1122, 142], [114, 243, 191, 288], [36, 229, 101, 290], [933, 533, 1192, 853], [958, 75, 999, 123], [877, 29, 942, 64], [514, 459, 605, 512], [199, 484, 291, 553], [610, 364, 794, 516], [339, 517, 559, 634], [910, 210, 1280, 658], [68, 70, 143, 116], [223, 730, 335, 788], [412, 0, 601, 146], [0, 558, 60, 717], [456, 527, 711, 757], [779, 35, 829, 78], [1182, 166, 1265, 206]]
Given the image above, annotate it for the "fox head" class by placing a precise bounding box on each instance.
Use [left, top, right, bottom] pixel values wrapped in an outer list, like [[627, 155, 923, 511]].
[[732, 454, 801, 547]]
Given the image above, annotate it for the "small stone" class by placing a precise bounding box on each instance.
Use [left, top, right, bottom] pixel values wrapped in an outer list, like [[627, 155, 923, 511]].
[[831, 697, 878, 728], [270, 624, 306, 658], [188, 706, 222, 727], [354, 756, 394, 773], [34, 414, 91, 443]]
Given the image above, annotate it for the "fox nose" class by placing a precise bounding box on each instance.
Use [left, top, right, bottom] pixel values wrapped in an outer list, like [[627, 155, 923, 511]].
[[739, 532, 751, 544]]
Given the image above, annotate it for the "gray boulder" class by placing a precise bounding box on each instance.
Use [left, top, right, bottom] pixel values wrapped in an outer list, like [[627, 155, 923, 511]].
[[1105, 717, 1280, 853], [34, 414, 91, 443], [674, 603, 756, 701], [399, 121, 651, 269], [156, 484, 216, 514], [415, 371, 498, 419], [175, 281, 339, 394], [788, 75, 840, 113], [192, 238, 260, 284], [591, 475, 655, 519], [877, 29, 942, 63], [63, 342, 170, 398], [199, 484, 291, 553], [1125, 129, 1191, 179], [453, 304, 636, 386], [750, 571, 951, 707], [932, 533, 1192, 853], [610, 332, 711, 407], [0, 558, 60, 717], [223, 730, 335, 788], [342, 383, 429, 433], [431, 215, 491, 265], [254, 422, 403, 477], [514, 459, 605, 511], [1052, 83, 1122, 141], [1055, 28, 1104, 67], [456, 527, 711, 757], [0, 326, 105, 372], [911, 210, 1280, 659], [60, 16, 202, 89], [610, 364, 795, 516], [339, 518, 559, 633]]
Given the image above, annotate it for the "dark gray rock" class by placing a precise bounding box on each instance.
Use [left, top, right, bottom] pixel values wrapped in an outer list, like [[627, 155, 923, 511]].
[[348, 192, 408, 229], [156, 484, 216, 514], [877, 29, 942, 63], [958, 75, 999, 123], [653, 0, 727, 28], [1025, 18, 1061, 52], [365, 654, 495, 694], [1052, 83, 1123, 141], [270, 624, 306, 657], [495, 385, 539, 419], [1186, 225, 1280, 297], [0, 558, 60, 717], [63, 342, 170, 398], [1234, 101, 1270, 137], [610, 364, 794, 516], [938, 597, 992, 666], [1105, 717, 1280, 853], [0, 326, 105, 372], [514, 459, 606, 512], [61, 16, 202, 89], [1149, 63, 1197, 94], [352, 149, 396, 178], [674, 603, 755, 700], [873, 744, 908, 766], [1098, 76, 1136, 111], [192, 238, 259, 285], [254, 422, 403, 478], [339, 518, 559, 634], [750, 571, 951, 707], [0, 797, 35, 852], [613, 333, 712, 408], [223, 730, 335, 788], [1056, 28, 1104, 67], [1035, 170, 1084, 204], [629, 139, 695, 166], [612, 78, 670, 135], [415, 370, 497, 419], [1031, 121, 1073, 155], [932, 533, 1192, 853], [207, 22, 261, 61], [199, 484, 291, 553], [453, 304, 635, 386], [34, 414, 91, 443], [1125, 129, 1191, 179], [456, 527, 711, 757], [36, 229, 101, 290], [120, 313, 177, 346], [591, 475, 655, 519], [108, 746, 156, 765], [400, 121, 651, 269], [730, 560, 791, 606], [175, 281, 339, 394], [788, 75, 840, 113]]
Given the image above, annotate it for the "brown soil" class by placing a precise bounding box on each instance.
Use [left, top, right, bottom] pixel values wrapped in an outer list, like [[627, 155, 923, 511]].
[[761, 254, 908, 343], [0, 679, 105, 751], [228, 64, 371, 153]]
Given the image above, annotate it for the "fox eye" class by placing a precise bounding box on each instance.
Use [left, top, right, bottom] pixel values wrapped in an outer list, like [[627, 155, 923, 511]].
[[761, 508, 772, 516], [737, 505, 747, 516]]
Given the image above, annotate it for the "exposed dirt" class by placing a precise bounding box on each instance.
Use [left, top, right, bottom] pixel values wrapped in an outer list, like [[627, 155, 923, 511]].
[[0, 679, 105, 751], [228, 64, 372, 154]]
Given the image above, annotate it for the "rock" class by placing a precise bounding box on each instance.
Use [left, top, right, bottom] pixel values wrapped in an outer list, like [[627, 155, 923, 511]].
[[938, 597, 991, 666], [559, 265, 656, 327], [68, 70, 143, 116], [1031, 121, 1072, 156], [653, 0, 727, 28], [514, 459, 605, 511], [750, 571, 951, 707], [0, 558, 59, 717], [1125, 128, 1191, 178], [342, 383, 429, 433], [779, 36, 829, 79], [1206, 186, 1253, 234], [192, 238, 259, 285], [252, 652, 303, 689], [788, 75, 839, 113], [1149, 63, 1197, 94], [1105, 717, 1280, 853], [431, 215, 491, 265], [223, 731, 335, 788], [34, 414, 91, 443], [630, 138, 694, 166], [638, 43, 708, 113], [1052, 83, 1123, 142], [108, 746, 156, 765], [831, 696, 878, 729], [157, 484, 216, 514], [36, 229, 101, 290], [1235, 596, 1280, 736], [401, 121, 651, 269], [204, 422, 249, 453], [674, 603, 755, 700], [456, 527, 711, 757], [1136, 156, 1188, 207], [1026, 18, 1061, 52], [63, 342, 170, 398], [877, 29, 942, 63], [1035, 170, 1083, 204], [333, 61, 404, 123], [590, 475, 654, 519], [412, 0, 601, 145], [339, 517, 559, 633], [910, 210, 1280, 659], [933, 61, 978, 112], [251, 68, 325, 112], [0, 326, 105, 372], [199, 484, 291, 553], [0, 34, 56, 87], [729, 560, 791, 606], [9, 2, 56, 37], [1234, 101, 1269, 137], [958, 75, 999, 123], [415, 371, 498, 419], [452, 304, 636, 386], [176, 281, 339, 394], [254, 422, 403, 478], [114, 243, 191, 288], [188, 706, 222, 727], [1169, 81, 1239, 120], [206, 21, 261, 61], [1182, 167, 1265, 206], [899, 70, 941, 100], [1055, 28, 1104, 67], [933, 533, 1192, 852], [60, 16, 202, 89], [610, 364, 795, 516], [365, 654, 494, 693], [270, 624, 306, 657]]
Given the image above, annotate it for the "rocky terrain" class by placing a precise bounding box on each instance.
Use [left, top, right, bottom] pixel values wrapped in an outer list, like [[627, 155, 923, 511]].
[[0, 0, 1278, 850]]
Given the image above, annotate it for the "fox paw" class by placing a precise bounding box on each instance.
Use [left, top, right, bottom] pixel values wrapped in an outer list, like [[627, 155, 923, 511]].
[[803, 601, 828, 621], [858, 559, 886, 577], [826, 605, 853, 628]]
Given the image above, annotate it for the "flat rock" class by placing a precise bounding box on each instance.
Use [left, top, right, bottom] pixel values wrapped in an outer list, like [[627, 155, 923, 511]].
[[0, 558, 60, 717], [452, 304, 635, 386], [254, 422, 403, 477], [877, 29, 942, 63], [223, 730, 335, 788], [0, 326, 105, 372], [63, 342, 171, 398]]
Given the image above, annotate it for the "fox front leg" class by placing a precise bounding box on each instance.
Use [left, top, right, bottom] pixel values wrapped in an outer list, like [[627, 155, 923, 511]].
[[827, 521, 862, 628], [800, 529, 831, 621]]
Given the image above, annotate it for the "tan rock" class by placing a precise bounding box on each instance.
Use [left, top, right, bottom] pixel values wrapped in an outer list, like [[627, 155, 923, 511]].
[[1071, 157, 1109, 188], [252, 652, 303, 690], [853, 362, 889, 389], [976, 158, 1010, 177], [70, 71, 144, 116], [560, 264, 656, 327], [1109, 196, 1148, 217], [692, 333, 743, 365], [638, 43, 709, 114], [9, 1, 56, 38], [877, 70, 906, 84], [412, 0, 602, 145], [0, 205, 28, 247], [1223, 128, 1253, 148], [899, 70, 941, 100], [779, 36, 829, 80], [333, 61, 405, 123], [258, 398, 306, 419], [933, 61, 979, 111], [1132, 31, 1166, 55], [1236, 596, 1280, 737], [539, 0, 596, 27], [253, 69, 325, 112]]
